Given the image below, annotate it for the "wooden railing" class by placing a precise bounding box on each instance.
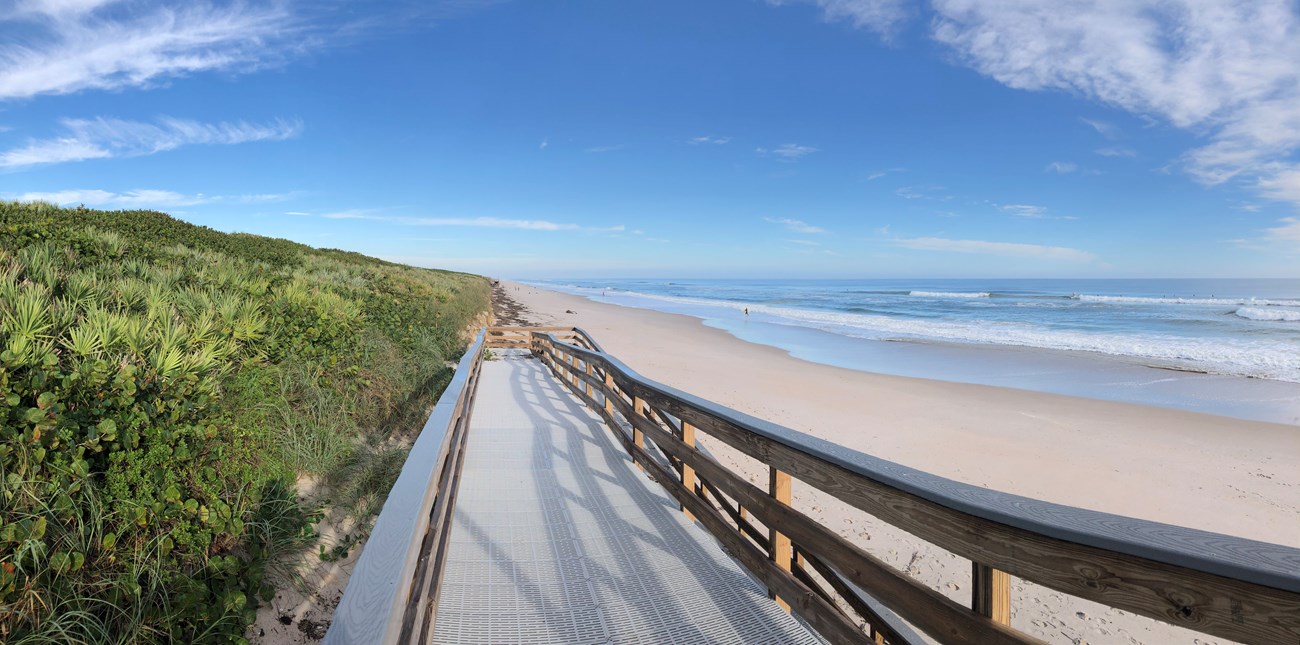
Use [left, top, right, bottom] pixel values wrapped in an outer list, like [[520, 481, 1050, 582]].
[[530, 329, 1300, 645], [325, 329, 487, 645], [484, 325, 603, 352]]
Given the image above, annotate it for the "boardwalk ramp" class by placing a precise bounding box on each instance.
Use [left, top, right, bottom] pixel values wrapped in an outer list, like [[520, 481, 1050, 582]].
[[432, 352, 821, 644]]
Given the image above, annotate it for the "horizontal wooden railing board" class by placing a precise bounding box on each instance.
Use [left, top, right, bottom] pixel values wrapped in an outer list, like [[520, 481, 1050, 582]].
[[799, 548, 928, 645], [325, 330, 486, 645], [536, 330, 1300, 645]]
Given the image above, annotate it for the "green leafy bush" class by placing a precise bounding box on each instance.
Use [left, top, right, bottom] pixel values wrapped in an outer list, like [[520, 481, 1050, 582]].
[[0, 202, 489, 643]]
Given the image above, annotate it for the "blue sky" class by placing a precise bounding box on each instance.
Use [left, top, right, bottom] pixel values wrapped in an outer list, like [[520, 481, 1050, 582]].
[[1, 0, 1298, 278]]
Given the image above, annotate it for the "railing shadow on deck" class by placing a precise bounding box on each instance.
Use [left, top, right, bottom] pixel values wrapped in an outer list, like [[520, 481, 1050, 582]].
[[498, 357, 787, 642]]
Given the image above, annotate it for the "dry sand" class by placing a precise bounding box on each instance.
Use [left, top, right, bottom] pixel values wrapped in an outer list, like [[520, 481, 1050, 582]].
[[247, 475, 361, 644], [504, 280, 1300, 645]]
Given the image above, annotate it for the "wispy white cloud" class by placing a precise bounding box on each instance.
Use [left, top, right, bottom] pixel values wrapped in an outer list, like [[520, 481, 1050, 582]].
[[688, 135, 730, 145], [0, 116, 301, 169], [408, 217, 623, 232], [1264, 217, 1300, 247], [1258, 167, 1300, 204], [894, 185, 949, 201], [1000, 204, 1046, 218], [866, 167, 905, 180], [895, 236, 1094, 261], [766, 0, 909, 39], [11, 188, 297, 208], [763, 216, 825, 233], [0, 0, 299, 101], [756, 143, 819, 160], [1095, 147, 1137, 158], [539, 138, 549, 150], [999, 203, 1077, 220], [1044, 161, 1077, 174], [1080, 117, 1118, 138], [585, 144, 624, 153], [301, 211, 623, 233], [787, 239, 820, 246], [930, 0, 1300, 206]]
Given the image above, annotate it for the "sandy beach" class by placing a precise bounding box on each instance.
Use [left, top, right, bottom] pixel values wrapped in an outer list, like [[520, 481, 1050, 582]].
[[501, 280, 1300, 645]]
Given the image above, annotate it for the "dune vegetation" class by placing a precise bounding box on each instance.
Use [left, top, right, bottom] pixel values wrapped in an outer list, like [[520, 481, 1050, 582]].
[[0, 201, 489, 643]]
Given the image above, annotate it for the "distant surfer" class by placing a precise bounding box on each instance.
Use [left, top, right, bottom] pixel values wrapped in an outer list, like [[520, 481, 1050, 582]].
[[744, 307, 749, 316]]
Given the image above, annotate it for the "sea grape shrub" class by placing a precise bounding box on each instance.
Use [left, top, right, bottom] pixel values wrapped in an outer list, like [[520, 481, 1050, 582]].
[[0, 202, 489, 643]]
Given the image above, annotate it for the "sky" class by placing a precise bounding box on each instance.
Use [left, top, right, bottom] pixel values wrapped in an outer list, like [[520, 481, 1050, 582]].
[[1, 0, 1299, 279]]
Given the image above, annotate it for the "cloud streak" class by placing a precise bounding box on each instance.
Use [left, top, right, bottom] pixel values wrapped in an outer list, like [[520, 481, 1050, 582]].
[[11, 188, 296, 208], [0, 116, 301, 169], [1079, 117, 1118, 138], [999, 203, 1077, 220], [780, 1, 1300, 207], [895, 236, 1094, 261], [756, 143, 819, 160], [305, 211, 623, 233], [766, 0, 909, 38], [929, 0, 1300, 206], [0, 1, 300, 101], [1264, 217, 1300, 247], [763, 216, 825, 233], [1095, 147, 1137, 158], [688, 135, 730, 145]]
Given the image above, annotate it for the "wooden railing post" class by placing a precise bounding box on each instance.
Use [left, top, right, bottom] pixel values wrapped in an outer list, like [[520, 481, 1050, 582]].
[[585, 361, 594, 399], [680, 421, 697, 521], [769, 466, 793, 612], [632, 396, 646, 472], [972, 562, 1011, 626], [604, 373, 615, 414]]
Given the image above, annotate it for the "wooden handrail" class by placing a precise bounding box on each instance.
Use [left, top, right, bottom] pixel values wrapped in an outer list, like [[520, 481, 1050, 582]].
[[484, 326, 603, 353], [325, 329, 487, 645], [532, 329, 1300, 645]]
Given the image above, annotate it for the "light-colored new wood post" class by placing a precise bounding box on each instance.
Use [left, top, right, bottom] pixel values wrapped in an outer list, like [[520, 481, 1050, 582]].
[[769, 466, 792, 612], [604, 373, 615, 414], [680, 421, 697, 521], [972, 562, 1011, 625], [584, 361, 594, 399], [632, 396, 646, 472]]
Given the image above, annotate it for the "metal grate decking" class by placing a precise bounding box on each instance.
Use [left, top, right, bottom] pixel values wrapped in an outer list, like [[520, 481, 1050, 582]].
[[430, 352, 825, 645]]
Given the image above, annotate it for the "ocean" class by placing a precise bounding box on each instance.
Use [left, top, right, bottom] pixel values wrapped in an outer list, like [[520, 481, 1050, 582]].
[[529, 278, 1300, 425]]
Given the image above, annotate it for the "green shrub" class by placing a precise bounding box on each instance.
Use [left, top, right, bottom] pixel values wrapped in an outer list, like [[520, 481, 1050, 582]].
[[0, 202, 489, 642]]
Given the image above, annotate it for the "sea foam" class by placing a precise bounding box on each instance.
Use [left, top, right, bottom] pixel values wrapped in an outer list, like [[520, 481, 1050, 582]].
[[1074, 294, 1300, 307], [1235, 307, 1300, 322], [555, 285, 1300, 382], [909, 290, 991, 298]]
